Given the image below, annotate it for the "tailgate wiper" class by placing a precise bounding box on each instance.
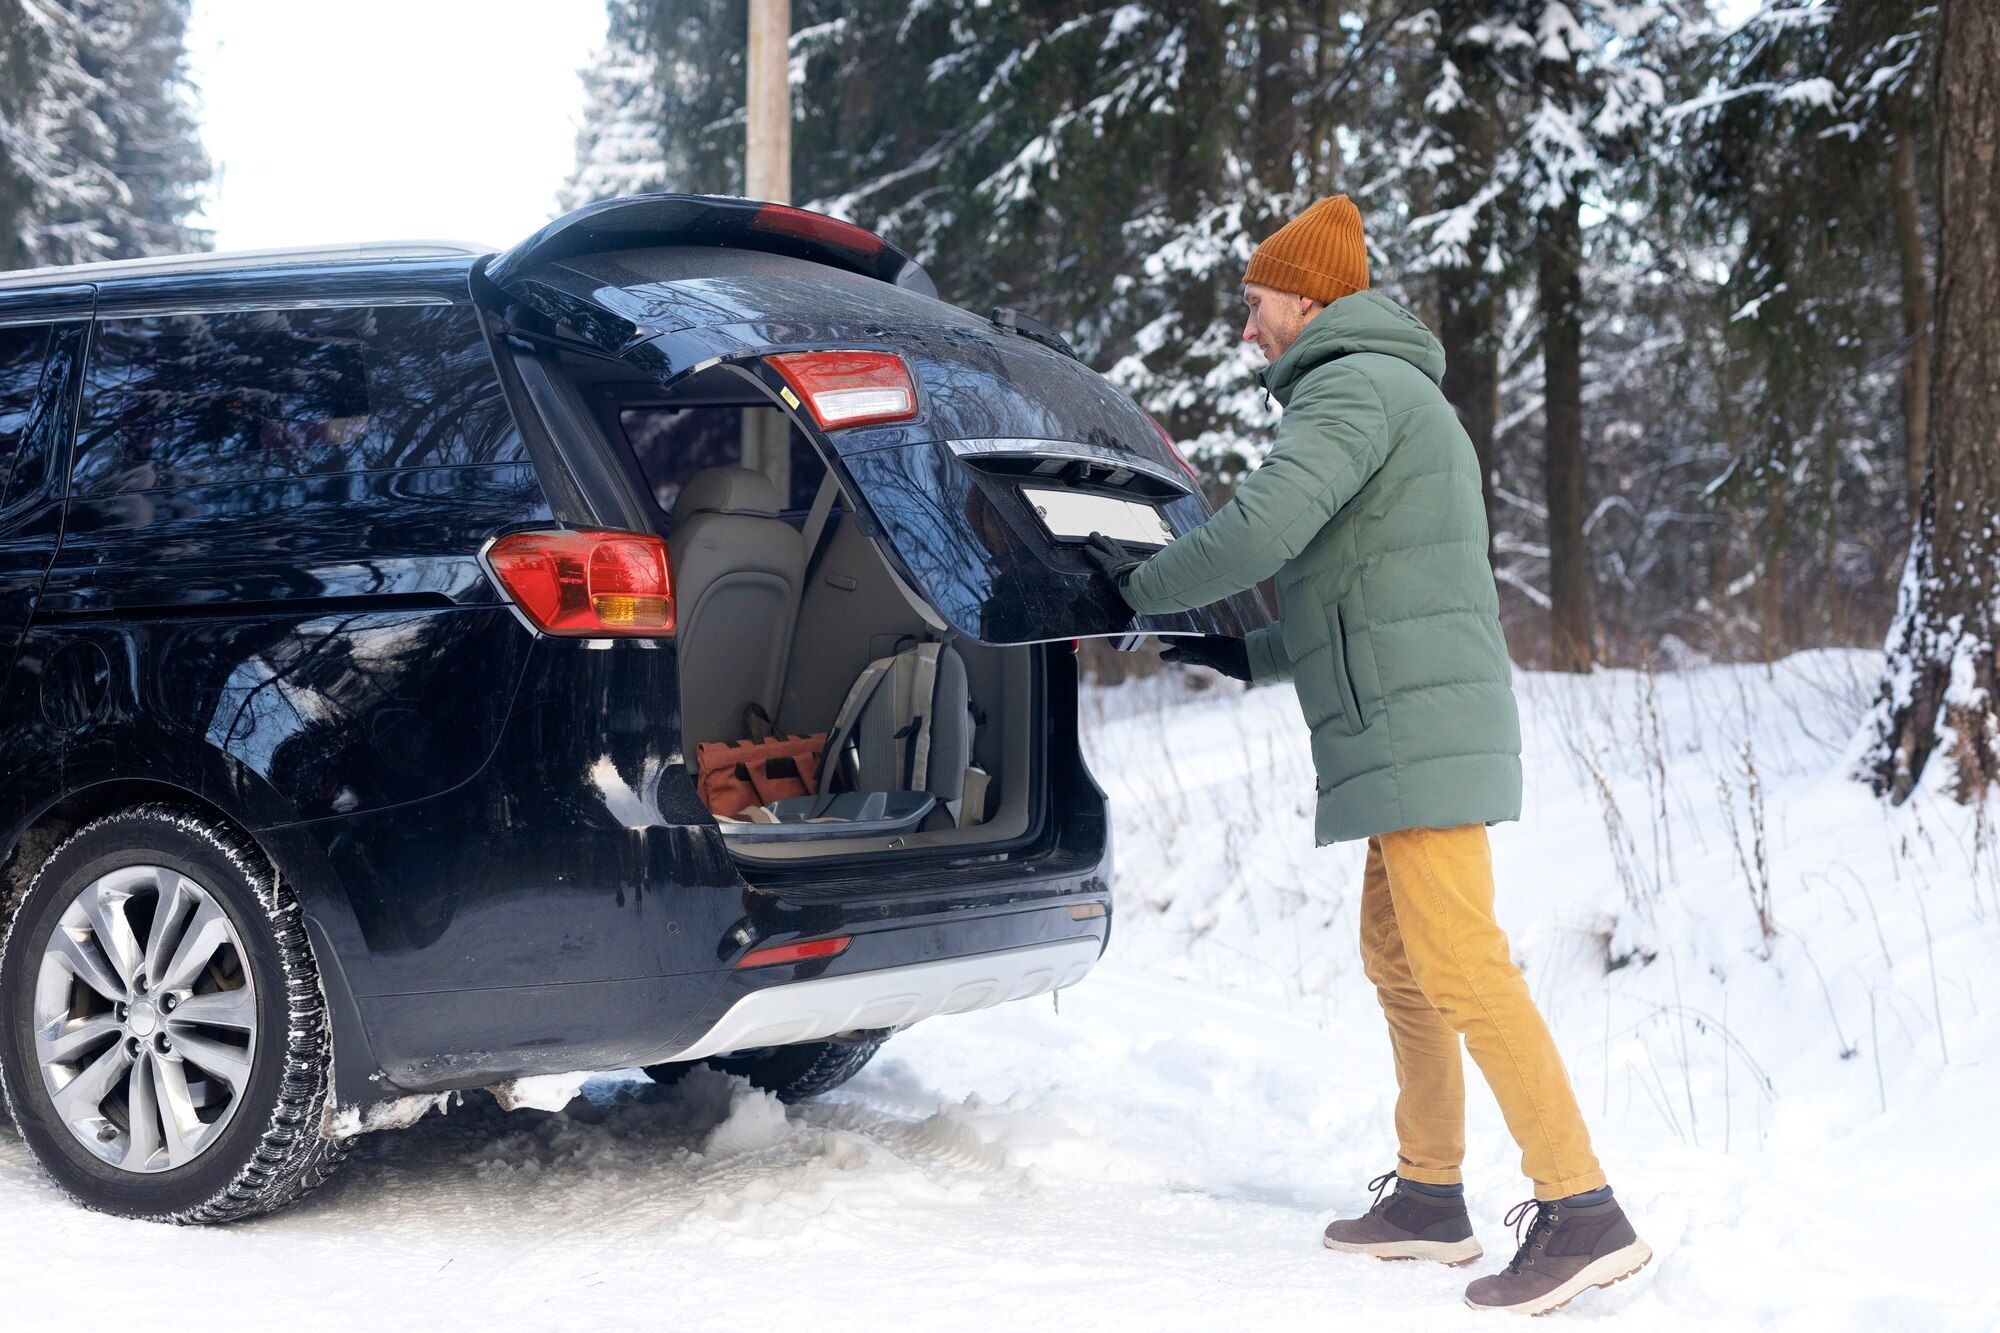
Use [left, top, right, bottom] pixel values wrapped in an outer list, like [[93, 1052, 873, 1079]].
[[990, 307, 1081, 361]]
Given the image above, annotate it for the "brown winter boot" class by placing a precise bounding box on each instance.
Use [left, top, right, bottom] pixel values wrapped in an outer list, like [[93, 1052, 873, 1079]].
[[1322, 1172, 1484, 1266], [1463, 1194, 1652, 1315]]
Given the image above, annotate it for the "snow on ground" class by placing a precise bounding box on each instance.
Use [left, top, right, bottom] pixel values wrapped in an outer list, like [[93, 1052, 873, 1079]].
[[6, 651, 1999, 1329]]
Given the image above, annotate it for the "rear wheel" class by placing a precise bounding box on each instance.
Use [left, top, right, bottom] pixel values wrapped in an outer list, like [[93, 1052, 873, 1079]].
[[0, 806, 346, 1222], [646, 1037, 884, 1104]]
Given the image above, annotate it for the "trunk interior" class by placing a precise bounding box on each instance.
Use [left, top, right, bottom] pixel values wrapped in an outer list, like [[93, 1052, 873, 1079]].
[[552, 348, 1040, 861]]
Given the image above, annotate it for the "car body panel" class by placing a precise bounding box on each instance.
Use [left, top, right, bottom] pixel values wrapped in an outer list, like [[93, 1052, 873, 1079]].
[[0, 319, 88, 854], [0, 321, 86, 667]]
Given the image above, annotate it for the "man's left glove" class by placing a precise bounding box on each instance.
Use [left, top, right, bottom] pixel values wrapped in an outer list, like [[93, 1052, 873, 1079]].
[[1160, 635, 1251, 681], [1084, 532, 1143, 593]]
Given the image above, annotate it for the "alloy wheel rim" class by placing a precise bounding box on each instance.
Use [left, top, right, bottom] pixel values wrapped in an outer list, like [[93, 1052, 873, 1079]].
[[32, 865, 259, 1174]]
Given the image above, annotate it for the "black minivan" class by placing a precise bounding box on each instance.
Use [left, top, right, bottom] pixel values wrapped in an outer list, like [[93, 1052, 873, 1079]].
[[0, 195, 1266, 1222]]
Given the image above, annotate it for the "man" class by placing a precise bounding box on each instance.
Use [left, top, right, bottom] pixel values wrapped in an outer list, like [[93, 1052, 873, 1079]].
[[1085, 195, 1651, 1317]]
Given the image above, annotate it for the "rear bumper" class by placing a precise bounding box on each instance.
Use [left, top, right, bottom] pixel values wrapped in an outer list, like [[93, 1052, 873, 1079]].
[[335, 872, 1109, 1102], [667, 937, 1100, 1062]]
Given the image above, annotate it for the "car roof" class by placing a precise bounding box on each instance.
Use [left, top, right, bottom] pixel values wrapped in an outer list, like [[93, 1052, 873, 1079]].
[[0, 241, 494, 324], [0, 196, 937, 324]]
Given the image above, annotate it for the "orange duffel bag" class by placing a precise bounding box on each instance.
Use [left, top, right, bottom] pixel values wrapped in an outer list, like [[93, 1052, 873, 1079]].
[[695, 706, 827, 818]]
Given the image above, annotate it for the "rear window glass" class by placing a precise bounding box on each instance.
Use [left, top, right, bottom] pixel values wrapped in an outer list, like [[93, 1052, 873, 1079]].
[[73, 304, 523, 495], [0, 324, 51, 503], [620, 404, 825, 517]]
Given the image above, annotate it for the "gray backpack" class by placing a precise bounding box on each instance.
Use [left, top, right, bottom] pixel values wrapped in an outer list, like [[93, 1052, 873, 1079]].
[[816, 639, 975, 824]]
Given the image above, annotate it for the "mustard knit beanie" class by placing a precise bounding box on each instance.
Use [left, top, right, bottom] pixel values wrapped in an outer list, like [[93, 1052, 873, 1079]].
[[1244, 195, 1369, 305]]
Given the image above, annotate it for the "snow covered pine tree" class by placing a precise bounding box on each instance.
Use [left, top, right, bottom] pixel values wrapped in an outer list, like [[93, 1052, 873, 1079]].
[[0, 0, 208, 267]]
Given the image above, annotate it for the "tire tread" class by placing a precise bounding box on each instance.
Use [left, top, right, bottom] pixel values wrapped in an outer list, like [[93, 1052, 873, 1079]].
[[0, 804, 347, 1224], [646, 1037, 884, 1104]]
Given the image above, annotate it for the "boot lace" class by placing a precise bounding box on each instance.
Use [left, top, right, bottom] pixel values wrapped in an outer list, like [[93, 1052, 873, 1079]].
[[1364, 1170, 1399, 1212], [1501, 1198, 1558, 1272]]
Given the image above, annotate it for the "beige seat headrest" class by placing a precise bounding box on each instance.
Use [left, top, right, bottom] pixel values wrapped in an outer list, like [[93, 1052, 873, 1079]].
[[671, 466, 783, 528]]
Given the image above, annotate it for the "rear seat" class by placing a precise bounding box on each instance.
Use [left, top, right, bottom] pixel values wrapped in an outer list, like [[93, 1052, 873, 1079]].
[[673, 463, 982, 831], [667, 467, 804, 766]]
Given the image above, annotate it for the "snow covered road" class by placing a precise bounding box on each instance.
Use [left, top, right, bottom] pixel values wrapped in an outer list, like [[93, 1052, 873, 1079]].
[[4, 960, 1990, 1329], [4, 969, 1484, 1330], [6, 654, 1999, 1329]]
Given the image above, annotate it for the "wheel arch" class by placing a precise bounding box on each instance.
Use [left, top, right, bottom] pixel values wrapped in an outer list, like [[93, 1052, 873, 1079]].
[[2, 779, 236, 920], [0, 778, 377, 1122]]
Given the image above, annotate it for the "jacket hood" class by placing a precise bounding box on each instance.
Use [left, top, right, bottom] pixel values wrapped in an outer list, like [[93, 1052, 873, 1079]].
[[1261, 290, 1447, 404]]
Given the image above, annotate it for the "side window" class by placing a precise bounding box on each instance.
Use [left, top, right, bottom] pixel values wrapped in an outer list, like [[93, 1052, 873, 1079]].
[[0, 324, 52, 506], [356, 304, 525, 471], [620, 404, 826, 520], [72, 304, 523, 495]]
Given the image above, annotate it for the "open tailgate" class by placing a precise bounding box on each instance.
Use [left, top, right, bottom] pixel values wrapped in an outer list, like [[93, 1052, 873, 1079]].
[[489, 230, 1271, 646]]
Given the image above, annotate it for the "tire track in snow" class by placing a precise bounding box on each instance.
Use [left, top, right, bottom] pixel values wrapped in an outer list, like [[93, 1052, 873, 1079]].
[[799, 1100, 1020, 1176], [363, 1065, 1073, 1285]]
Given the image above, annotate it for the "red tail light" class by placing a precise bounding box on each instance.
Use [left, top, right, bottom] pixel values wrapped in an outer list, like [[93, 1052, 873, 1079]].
[[485, 529, 675, 637], [748, 203, 887, 258], [1146, 412, 1202, 485], [736, 935, 853, 969], [768, 350, 918, 430]]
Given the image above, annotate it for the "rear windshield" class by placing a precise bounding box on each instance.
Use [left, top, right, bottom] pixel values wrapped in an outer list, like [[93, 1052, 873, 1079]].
[[620, 402, 825, 518], [518, 246, 1177, 467], [533, 246, 986, 338]]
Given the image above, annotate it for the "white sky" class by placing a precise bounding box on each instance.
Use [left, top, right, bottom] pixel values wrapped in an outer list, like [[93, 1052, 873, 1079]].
[[186, 0, 609, 252]]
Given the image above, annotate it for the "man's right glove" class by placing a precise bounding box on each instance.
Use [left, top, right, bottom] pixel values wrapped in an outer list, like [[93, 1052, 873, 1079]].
[[1159, 634, 1251, 682], [1083, 532, 1144, 587]]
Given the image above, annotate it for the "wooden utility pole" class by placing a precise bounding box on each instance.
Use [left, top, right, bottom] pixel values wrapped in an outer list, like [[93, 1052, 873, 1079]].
[[742, 0, 794, 486], [745, 0, 792, 203]]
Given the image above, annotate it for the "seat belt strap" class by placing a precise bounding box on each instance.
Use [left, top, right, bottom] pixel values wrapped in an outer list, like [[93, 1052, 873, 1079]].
[[906, 644, 940, 793], [800, 471, 842, 587], [808, 657, 894, 817]]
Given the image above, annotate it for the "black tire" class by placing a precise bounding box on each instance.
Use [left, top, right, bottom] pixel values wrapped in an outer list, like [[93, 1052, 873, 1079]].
[[0, 805, 347, 1223], [645, 1037, 884, 1104]]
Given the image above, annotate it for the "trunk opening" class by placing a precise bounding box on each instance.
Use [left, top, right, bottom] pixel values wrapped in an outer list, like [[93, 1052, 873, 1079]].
[[542, 344, 1043, 861]]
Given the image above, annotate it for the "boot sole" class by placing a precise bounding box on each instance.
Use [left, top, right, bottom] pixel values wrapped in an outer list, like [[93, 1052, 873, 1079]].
[[1324, 1234, 1485, 1266], [1464, 1239, 1653, 1316]]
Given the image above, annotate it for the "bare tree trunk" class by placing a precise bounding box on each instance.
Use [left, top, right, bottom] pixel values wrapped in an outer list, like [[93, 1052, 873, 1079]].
[[1891, 126, 1932, 517], [1865, 0, 2000, 802], [1539, 190, 1593, 672], [1249, 0, 1303, 238], [1439, 282, 1499, 540], [1434, 6, 1500, 554], [1440, 278, 1499, 535], [1308, 0, 1342, 190]]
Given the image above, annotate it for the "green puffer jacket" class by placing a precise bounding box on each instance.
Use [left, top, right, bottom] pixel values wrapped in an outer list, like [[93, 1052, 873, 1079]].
[[1121, 290, 1522, 845]]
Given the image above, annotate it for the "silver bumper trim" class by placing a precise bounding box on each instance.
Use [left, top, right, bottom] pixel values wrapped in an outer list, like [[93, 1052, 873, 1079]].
[[942, 436, 1194, 496], [665, 937, 1102, 1062]]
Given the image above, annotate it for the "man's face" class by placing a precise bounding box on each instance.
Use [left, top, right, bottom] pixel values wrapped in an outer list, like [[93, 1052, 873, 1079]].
[[1241, 283, 1324, 363]]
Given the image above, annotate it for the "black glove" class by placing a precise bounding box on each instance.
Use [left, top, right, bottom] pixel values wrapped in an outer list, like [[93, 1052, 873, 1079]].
[[1083, 532, 1143, 588], [1159, 634, 1251, 682]]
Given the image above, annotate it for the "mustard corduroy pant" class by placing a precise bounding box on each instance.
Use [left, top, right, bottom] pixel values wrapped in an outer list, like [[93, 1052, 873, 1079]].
[[1360, 824, 1606, 1201]]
